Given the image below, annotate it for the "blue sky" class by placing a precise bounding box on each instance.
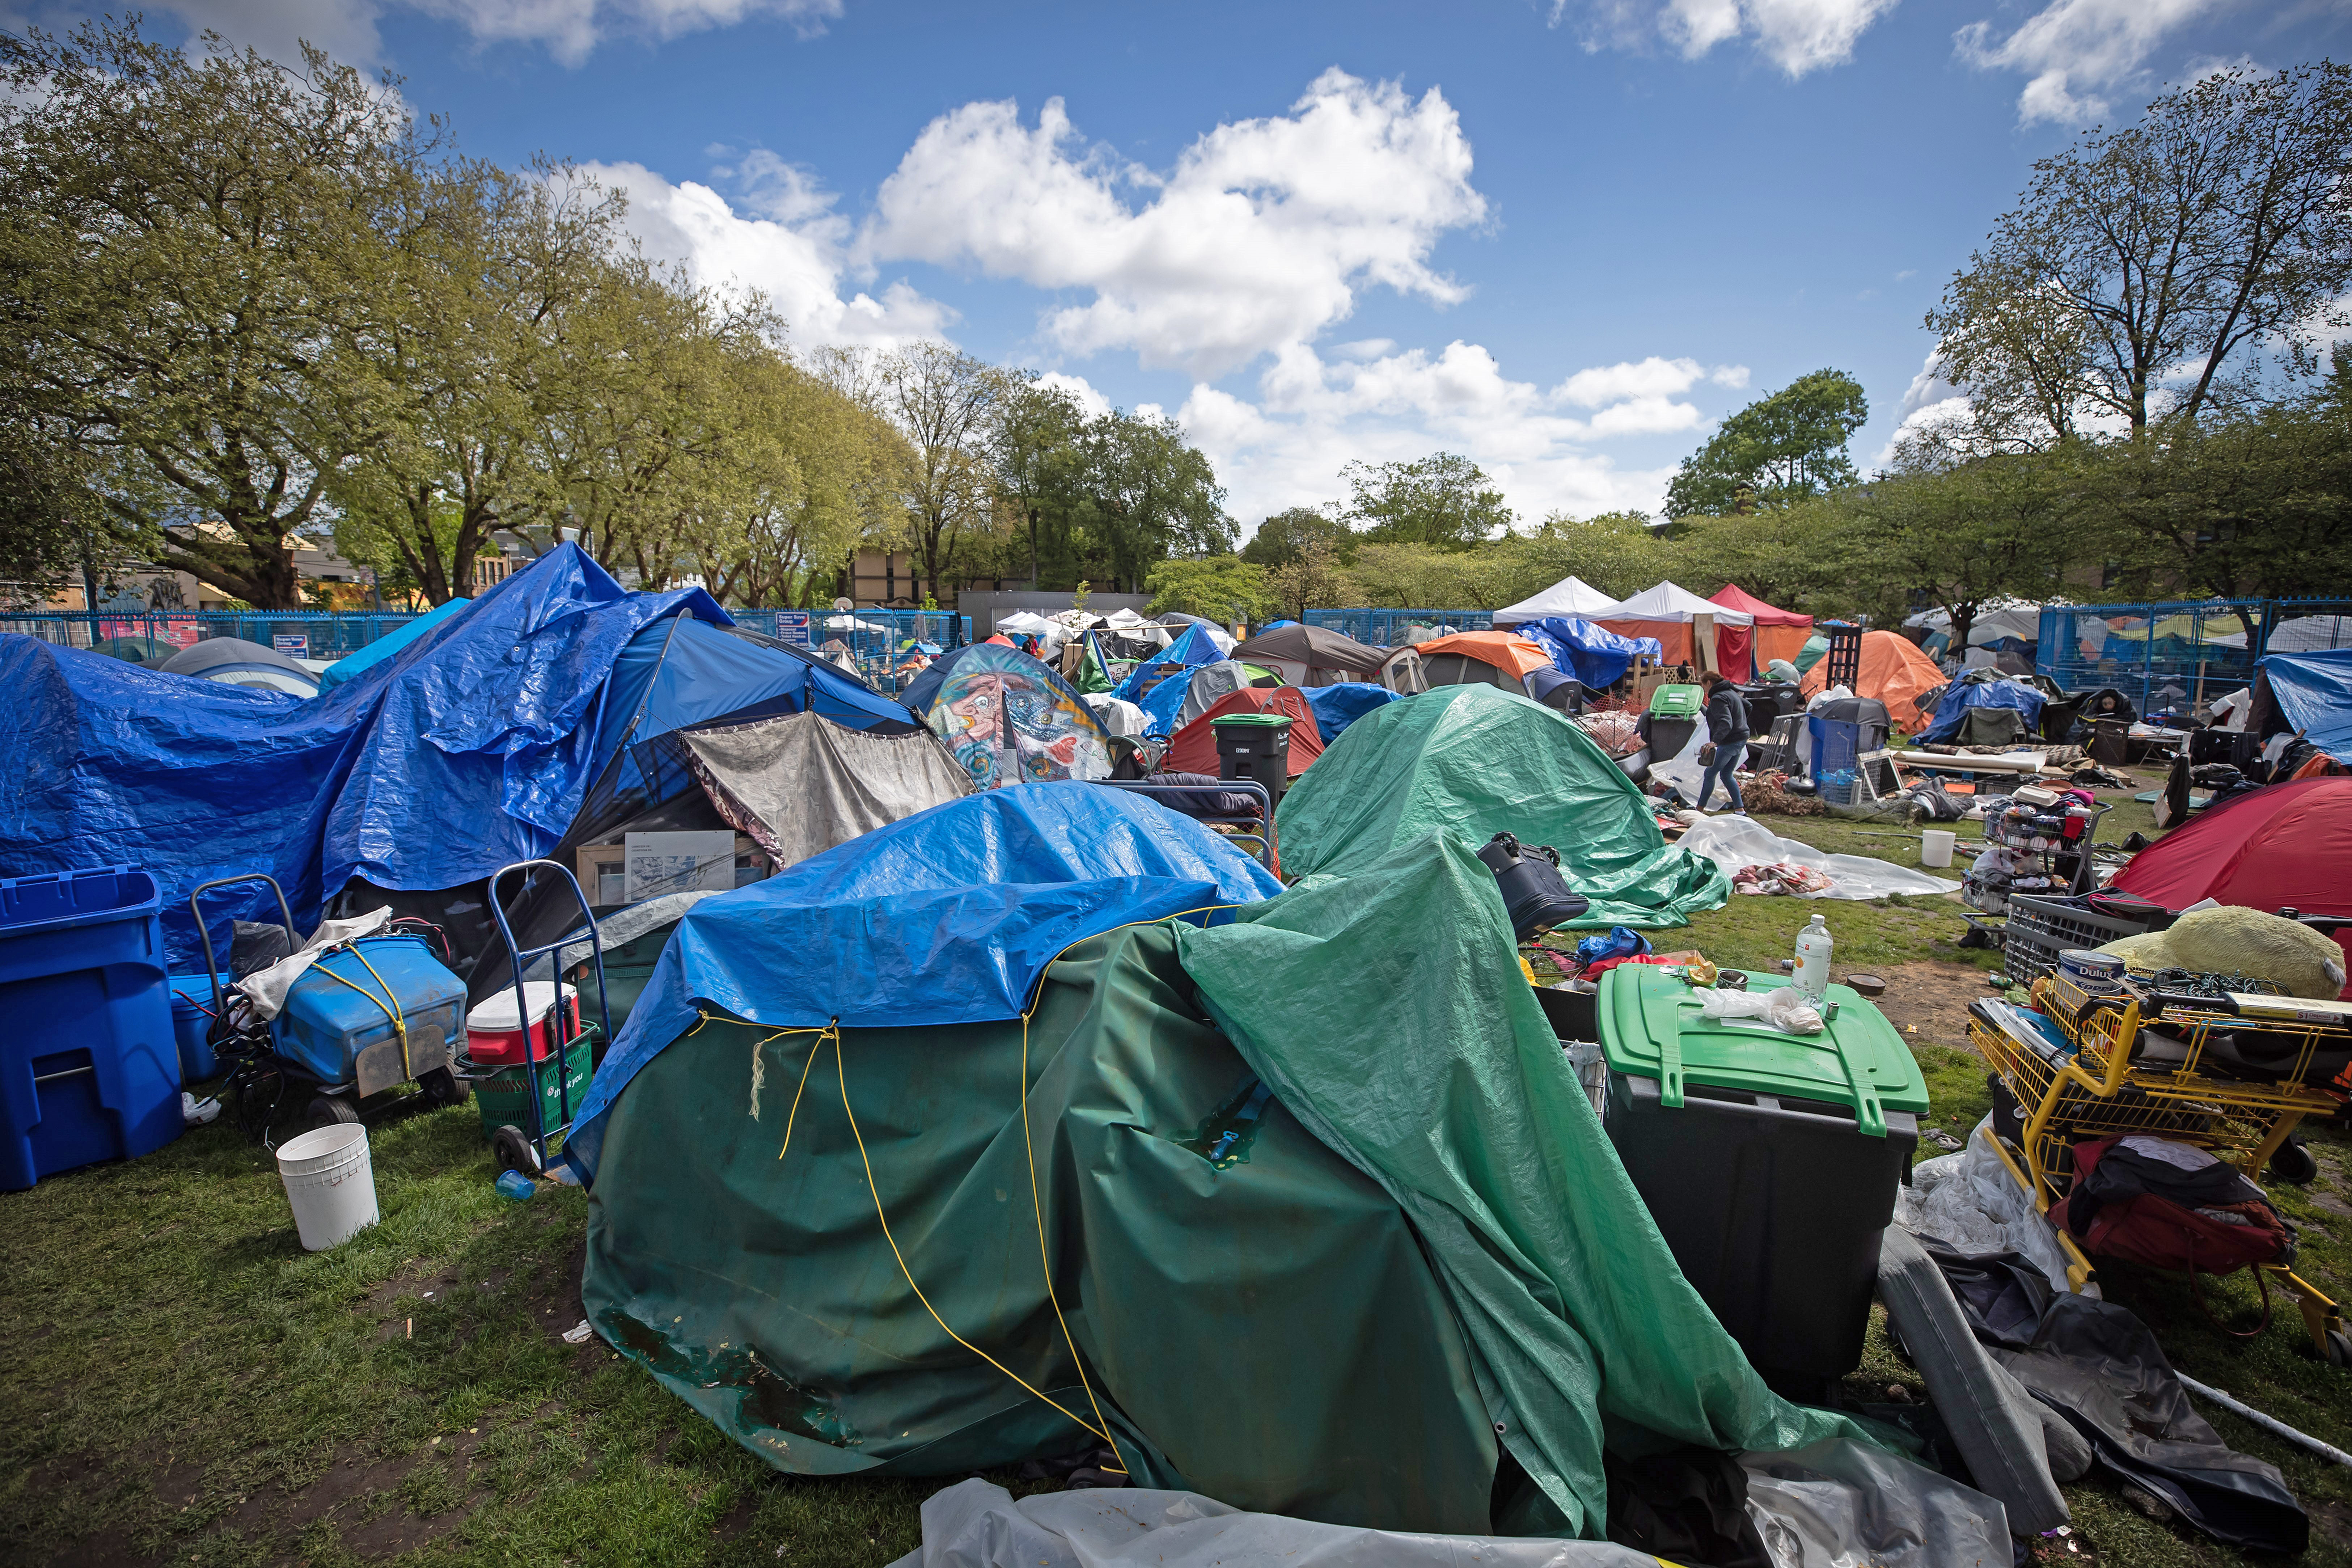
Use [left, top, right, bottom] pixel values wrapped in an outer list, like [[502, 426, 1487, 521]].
[[39, 0, 2352, 531]]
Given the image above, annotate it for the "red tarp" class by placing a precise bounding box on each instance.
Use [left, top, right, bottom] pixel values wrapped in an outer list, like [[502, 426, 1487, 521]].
[[1162, 687, 1325, 777], [2111, 777, 2352, 996], [1710, 584, 1811, 675]]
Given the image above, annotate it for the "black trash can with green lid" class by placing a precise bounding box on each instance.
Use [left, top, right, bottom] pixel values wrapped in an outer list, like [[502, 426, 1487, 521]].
[[1209, 712, 1294, 806], [1597, 964, 1927, 1393]]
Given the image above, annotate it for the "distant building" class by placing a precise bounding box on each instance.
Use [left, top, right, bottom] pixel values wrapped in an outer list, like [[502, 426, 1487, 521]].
[[843, 548, 1009, 610]]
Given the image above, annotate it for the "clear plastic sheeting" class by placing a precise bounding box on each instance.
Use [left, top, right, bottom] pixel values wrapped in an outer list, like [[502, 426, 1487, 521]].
[[1741, 1439, 2011, 1568], [883, 1479, 1663, 1568], [1898, 1118, 2081, 1295], [1675, 816, 1959, 901]]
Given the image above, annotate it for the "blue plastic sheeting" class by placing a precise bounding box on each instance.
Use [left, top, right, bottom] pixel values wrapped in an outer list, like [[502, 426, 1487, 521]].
[[1116, 625, 1224, 737], [1513, 617, 1661, 690], [0, 546, 733, 970], [317, 597, 473, 691], [1916, 675, 2043, 744], [1302, 682, 1405, 743], [2260, 647, 2352, 764], [565, 783, 1283, 1180]]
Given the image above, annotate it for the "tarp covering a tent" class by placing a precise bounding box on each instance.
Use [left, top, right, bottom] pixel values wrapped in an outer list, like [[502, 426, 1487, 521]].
[[1511, 617, 1661, 690], [1708, 584, 1811, 673], [0, 545, 755, 968], [1410, 631, 1554, 681], [1274, 685, 1729, 927], [2259, 647, 2352, 764], [902, 642, 1114, 790], [1300, 682, 1404, 745], [1492, 574, 1618, 626], [1162, 687, 1324, 777], [1798, 630, 1949, 733], [1229, 624, 1388, 683], [1110, 624, 1226, 737], [318, 596, 472, 690], [577, 817, 1868, 1534], [679, 710, 972, 870], [1916, 675, 2044, 745]]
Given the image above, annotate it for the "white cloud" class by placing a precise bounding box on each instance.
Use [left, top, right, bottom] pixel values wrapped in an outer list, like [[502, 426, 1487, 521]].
[[1557, 0, 1899, 76], [1954, 0, 2225, 125], [1033, 371, 1113, 418], [132, 0, 838, 68], [1169, 342, 1731, 526], [583, 159, 952, 350], [856, 69, 1489, 380]]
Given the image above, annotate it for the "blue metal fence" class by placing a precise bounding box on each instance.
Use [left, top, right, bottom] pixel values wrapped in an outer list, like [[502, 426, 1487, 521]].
[[2036, 596, 2352, 710], [729, 608, 972, 692], [0, 609, 425, 661], [1303, 607, 1494, 646]]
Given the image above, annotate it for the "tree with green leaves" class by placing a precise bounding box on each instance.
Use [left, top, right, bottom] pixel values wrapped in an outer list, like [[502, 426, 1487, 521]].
[[1839, 452, 2080, 652], [1341, 453, 1513, 549], [0, 20, 423, 607], [1929, 64, 2352, 448], [1145, 555, 1269, 624], [870, 342, 1006, 602], [1664, 371, 1867, 517], [1080, 409, 1232, 592], [1240, 504, 1358, 569], [990, 377, 1091, 588]]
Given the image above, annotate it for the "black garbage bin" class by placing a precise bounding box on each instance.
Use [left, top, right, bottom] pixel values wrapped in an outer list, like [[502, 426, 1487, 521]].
[[1210, 713, 1294, 806], [1599, 964, 1927, 1397]]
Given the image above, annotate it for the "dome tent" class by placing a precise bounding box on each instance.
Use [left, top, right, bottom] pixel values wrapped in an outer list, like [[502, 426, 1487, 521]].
[[902, 641, 1114, 790], [159, 635, 319, 695], [1798, 630, 1949, 734]]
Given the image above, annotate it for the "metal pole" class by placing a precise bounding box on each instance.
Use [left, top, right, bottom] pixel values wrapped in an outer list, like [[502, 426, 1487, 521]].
[[2177, 1374, 2352, 1468]]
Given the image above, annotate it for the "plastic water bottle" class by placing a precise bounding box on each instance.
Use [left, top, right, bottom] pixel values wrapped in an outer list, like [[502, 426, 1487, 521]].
[[1793, 914, 1833, 1000]]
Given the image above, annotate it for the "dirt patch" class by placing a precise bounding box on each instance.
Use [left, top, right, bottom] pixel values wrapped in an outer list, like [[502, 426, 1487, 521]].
[[1861, 960, 1993, 1052], [2313, 1500, 2352, 1553]]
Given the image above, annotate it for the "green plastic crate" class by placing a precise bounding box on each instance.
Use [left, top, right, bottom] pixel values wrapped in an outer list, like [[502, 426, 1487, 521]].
[[475, 1028, 596, 1147]]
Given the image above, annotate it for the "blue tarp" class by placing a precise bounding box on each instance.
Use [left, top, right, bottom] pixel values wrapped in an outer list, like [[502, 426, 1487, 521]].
[[1513, 616, 1661, 690], [0, 546, 910, 970], [1114, 624, 1224, 737], [2260, 647, 2352, 764], [317, 596, 472, 691], [1302, 682, 1405, 743], [1916, 674, 2043, 744], [565, 782, 1283, 1179]]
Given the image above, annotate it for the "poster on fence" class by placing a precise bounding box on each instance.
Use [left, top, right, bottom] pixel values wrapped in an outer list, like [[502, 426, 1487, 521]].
[[773, 610, 810, 647]]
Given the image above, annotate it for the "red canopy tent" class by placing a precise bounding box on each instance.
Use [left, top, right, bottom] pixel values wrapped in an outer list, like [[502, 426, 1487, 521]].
[[1708, 584, 1811, 678], [1162, 687, 1325, 777], [2110, 777, 2352, 996]]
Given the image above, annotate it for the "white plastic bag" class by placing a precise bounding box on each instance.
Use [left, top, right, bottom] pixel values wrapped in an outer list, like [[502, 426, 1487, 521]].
[[1700, 985, 1824, 1034], [234, 907, 393, 1020]]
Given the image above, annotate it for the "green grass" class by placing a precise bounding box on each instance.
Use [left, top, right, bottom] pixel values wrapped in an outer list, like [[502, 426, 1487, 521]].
[[4, 799, 2345, 1566]]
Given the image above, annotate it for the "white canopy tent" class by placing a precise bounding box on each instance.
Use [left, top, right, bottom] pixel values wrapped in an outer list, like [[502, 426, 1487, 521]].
[[1591, 581, 1756, 626], [1589, 581, 1753, 672], [1492, 575, 1620, 626]]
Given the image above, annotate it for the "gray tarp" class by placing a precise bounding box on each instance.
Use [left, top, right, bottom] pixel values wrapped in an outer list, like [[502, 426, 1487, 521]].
[[681, 710, 972, 869]]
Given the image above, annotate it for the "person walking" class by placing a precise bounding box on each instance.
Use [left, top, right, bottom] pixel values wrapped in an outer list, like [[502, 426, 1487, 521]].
[[1695, 670, 1750, 813]]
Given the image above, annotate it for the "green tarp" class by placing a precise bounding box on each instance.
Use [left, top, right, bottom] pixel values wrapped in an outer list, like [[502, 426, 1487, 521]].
[[583, 832, 1868, 1536], [1273, 684, 1729, 929]]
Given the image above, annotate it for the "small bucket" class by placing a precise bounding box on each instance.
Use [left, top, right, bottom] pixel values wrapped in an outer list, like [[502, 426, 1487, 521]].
[[276, 1123, 379, 1251], [1920, 829, 1957, 868]]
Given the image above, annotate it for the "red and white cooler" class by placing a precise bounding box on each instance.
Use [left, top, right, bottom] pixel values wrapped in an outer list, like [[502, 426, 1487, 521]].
[[466, 982, 579, 1067]]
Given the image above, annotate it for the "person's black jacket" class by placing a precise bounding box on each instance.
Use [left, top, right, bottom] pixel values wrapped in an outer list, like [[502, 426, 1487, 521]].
[[1703, 683, 1750, 744]]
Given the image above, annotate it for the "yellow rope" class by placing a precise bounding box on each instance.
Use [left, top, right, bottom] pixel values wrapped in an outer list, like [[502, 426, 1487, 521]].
[[831, 1029, 1117, 1447], [766, 1026, 830, 1161], [1020, 1007, 1128, 1474], [310, 944, 410, 1080]]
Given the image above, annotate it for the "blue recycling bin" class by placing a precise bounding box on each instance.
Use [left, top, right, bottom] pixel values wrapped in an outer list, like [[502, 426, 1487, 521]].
[[0, 866, 183, 1190]]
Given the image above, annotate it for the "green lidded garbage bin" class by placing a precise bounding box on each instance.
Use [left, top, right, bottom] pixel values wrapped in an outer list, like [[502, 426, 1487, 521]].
[[1598, 964, 1928, 1392], [1210, 713, 1294, 806], [1647, 684, 1703, 718]]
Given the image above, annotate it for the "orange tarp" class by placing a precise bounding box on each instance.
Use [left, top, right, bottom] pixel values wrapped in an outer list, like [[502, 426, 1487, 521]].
[[1799, 629, 1948, 733], [1595, 618, 1696, 667], [1163, 687, 1325, 777], [1411, 631, 1555, 680]]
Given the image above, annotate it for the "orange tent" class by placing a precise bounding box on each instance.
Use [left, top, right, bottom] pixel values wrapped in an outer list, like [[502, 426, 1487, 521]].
[[1798, 629, 1949, 733], [1410, 631, 1554, 680], [1162, 687, 1325, 777]]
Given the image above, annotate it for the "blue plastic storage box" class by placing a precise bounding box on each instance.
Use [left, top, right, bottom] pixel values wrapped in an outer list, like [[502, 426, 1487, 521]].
[[168, 974, 222, 1082], [275, 935, 466, 1091], [0, 866, 183, 1191]]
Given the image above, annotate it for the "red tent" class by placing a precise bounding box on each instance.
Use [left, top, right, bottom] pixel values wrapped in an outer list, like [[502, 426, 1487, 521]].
[[2111, 777, 2352, 996], [1162, 687, 1324, 777], [1709, 584, 1812, 678]]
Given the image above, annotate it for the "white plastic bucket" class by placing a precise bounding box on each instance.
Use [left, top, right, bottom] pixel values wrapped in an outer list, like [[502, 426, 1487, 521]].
[[1920, 829, 1957, 868], [276, 1123, 380, 1251]]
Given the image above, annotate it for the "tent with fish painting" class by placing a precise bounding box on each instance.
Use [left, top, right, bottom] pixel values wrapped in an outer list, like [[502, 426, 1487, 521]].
[[567, 783, 1875, 1538], [902, 641, 1114, 790]]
